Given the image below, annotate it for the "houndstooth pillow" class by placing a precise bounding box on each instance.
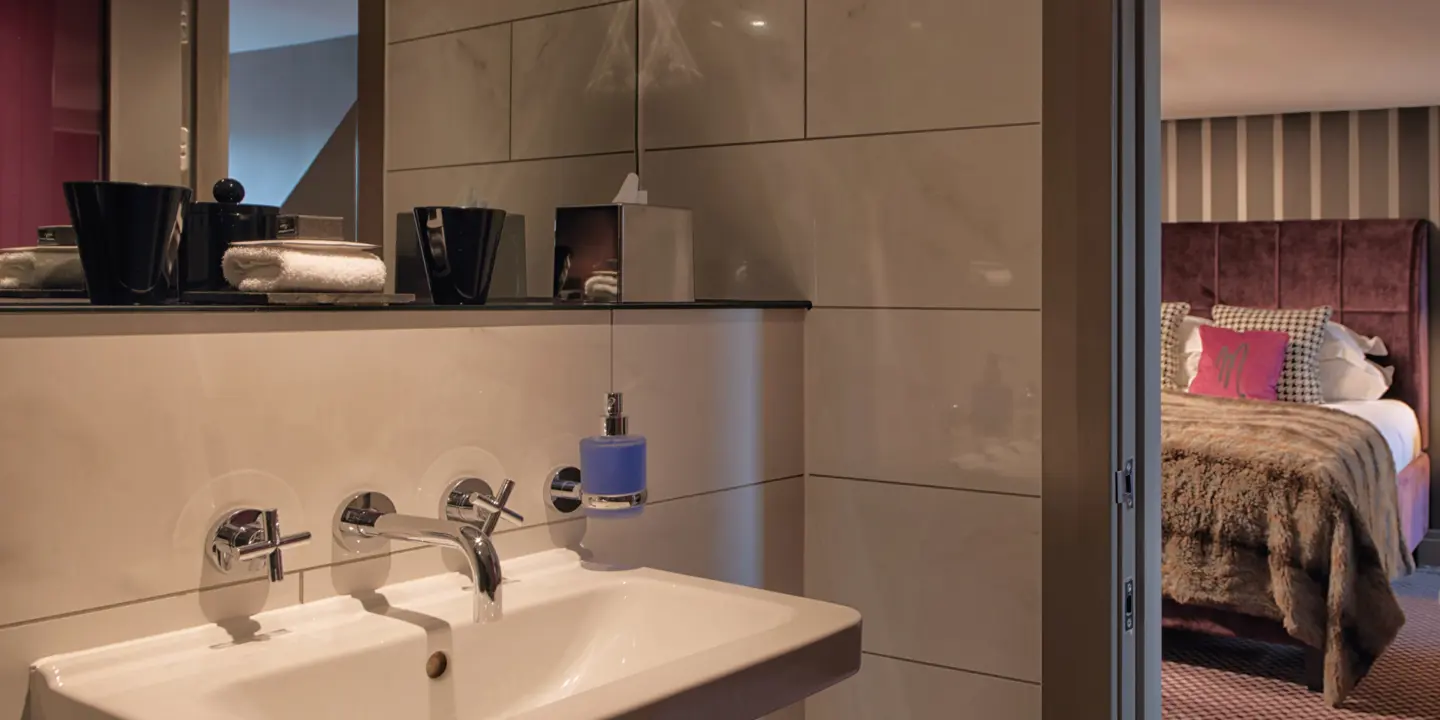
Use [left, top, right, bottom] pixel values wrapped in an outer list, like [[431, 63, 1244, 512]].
[[1160, 302, 1191, 390], [1212, 305, 1333, 403]]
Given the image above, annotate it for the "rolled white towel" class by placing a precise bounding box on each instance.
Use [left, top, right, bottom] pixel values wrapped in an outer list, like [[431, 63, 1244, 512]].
[[222, 247, 386, 293], [583, 272, 619, 301], [0, 251, 85, 290]]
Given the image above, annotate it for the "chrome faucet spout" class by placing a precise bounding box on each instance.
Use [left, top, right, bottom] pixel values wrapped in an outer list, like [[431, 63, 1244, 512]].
[[339, 508, 503, 622]]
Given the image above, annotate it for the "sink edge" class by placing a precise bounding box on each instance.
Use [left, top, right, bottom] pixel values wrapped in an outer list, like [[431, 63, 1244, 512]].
[[28, 550, 864, 720], [612, 617, 861, 720]]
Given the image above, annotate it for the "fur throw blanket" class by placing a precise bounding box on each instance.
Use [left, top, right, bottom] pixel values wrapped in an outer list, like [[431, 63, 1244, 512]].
[[1161, 391, 1414, 706]]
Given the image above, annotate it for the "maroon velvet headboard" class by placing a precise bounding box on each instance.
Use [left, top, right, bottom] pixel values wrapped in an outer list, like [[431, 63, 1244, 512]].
[[1161, 220, 1431, 449]]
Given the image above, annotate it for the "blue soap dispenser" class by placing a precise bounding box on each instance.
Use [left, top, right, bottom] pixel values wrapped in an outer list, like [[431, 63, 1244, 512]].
[[580, 393, 647, 517]]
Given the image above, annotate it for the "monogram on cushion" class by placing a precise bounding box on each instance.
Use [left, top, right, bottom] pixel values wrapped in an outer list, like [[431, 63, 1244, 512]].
[[1160, 301, 1191, 390], [1189, 325, 1289, 400], [1211, 305, 1333, 404]]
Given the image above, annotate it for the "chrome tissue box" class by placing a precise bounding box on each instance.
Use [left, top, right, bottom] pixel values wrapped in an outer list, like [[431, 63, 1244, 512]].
[[553, 204, 694, 303]]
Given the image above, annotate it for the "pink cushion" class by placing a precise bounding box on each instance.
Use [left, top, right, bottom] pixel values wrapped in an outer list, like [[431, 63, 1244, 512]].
[[1189, 325, 1290, 400]]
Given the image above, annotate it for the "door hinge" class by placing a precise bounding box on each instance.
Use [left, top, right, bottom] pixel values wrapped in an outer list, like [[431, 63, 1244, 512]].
[[1123, 577, 1136, 633], [1114, 457, 1135, 509]]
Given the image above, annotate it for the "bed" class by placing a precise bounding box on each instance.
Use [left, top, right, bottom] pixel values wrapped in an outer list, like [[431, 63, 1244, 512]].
[[1160, 219, 1432, 706]]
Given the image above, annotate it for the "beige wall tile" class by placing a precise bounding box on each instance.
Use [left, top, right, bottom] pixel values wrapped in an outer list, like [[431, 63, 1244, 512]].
[[512, 2, 637, 159], [642, 142, 813, 301], [388, 25, 511, 169], [806, 309, 1041, 496], [644, 127, 1040, 307], [808, 654, 1040, 720], [612, 309, 805, 502], [583, 478, 804, 594], [387, 153, 636, 295], [806, 0, 1041, 137], [810, 126, 1040, 309], [389, 0, 615, 43], [0, 312, 607, 627], [805, 476, 1040, 682], [640, 0, 804, 149], [0, 578, 297, 718]]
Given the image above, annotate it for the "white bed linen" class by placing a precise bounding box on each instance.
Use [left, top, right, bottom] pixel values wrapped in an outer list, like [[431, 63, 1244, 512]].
[[1324, 399, 1422, 471]]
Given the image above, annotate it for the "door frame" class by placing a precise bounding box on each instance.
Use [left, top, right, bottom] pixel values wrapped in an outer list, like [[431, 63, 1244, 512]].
[[1041, 0, 1161, 718]]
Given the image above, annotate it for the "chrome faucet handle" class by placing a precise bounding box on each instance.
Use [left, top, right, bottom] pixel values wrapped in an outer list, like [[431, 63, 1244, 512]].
[[209, 508, 312, 582], [443, 477, 524, 535]]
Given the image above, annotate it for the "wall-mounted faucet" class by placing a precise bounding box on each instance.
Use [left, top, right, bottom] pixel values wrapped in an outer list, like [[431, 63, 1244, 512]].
[[209, 508, 311, 582], [334, 479, 522, 623], [442, 476, 525, 532]]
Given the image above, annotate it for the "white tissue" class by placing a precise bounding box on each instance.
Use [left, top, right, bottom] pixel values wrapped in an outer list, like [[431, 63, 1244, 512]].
[[459, 187, 490, 209], [612, 173, 648, 204]]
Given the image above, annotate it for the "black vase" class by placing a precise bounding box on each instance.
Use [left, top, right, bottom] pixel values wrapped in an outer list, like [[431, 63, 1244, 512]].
[[411, 207, 507, 305], [64, 182, 192, 305]]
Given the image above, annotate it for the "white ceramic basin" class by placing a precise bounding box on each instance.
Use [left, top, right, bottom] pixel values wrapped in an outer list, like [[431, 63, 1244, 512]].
[[29, 550, 860, 720]]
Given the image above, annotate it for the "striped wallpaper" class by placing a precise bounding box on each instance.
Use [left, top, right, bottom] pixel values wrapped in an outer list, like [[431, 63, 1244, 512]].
[[1161, 107, 1440, 224]]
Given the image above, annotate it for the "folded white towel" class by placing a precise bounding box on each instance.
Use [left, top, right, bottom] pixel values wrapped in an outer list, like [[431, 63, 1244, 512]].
[[222, 247, 386, 293], [0, 251, 85, 290], [583, 272, 619, 301]]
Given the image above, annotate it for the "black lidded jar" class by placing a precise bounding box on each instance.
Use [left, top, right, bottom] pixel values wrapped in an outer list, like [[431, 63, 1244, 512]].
[[180, 178, 279, 292]]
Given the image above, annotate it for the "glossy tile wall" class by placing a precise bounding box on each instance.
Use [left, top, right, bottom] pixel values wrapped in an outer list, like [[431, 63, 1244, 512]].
[[0, 308, 803, 717], [385, 0, 642, 294], [635, 0, 1043, 716]]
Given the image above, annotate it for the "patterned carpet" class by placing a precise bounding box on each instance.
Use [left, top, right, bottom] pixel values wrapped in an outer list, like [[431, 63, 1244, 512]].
[[1163, 568, 1440, 719]]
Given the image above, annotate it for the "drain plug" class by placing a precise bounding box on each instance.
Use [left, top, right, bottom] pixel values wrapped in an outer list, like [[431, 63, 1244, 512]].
[[426, 651, 449, 679]]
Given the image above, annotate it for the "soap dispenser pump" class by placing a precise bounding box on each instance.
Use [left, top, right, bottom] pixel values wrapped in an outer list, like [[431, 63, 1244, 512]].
[[578, 393, 647, 517]]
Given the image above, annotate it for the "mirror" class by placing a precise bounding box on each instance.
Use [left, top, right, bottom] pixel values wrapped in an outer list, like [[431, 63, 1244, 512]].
[[0, 0, 105, 303], [0, 1, 710, 310], [0, 0, 382, 307]]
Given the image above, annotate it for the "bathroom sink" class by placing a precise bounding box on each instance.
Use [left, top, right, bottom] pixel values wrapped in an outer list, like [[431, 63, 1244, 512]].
[[28, 550, 861, 720]]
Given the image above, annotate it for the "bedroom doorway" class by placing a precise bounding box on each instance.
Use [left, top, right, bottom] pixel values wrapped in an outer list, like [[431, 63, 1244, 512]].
[[1157, 1, 1440, 718]]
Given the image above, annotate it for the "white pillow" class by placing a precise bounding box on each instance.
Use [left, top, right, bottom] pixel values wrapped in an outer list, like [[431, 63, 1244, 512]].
[[1320, 357, 1392, 401], [1179, 315, 1212, 390], [1343, 324, 1388, 357], [1320, 322, 1387, 364]]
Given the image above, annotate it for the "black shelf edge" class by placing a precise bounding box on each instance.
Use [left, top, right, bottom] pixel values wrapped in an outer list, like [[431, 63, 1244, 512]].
[[0, 299, 813, 314]]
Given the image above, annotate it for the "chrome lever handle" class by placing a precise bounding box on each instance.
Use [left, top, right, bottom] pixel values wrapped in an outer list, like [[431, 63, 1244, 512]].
[[442, 478, 524, 535], [477, 479, 520, 536], [209, 508, 312, 582]]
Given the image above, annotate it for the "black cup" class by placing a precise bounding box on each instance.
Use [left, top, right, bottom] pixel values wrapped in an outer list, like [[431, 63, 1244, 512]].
[[411, 207, 507, 305], [64, 182, 192, 305]]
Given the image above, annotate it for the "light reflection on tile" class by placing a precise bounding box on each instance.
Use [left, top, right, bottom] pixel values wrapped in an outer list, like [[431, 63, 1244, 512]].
[[645, 126, 1039, 308], [612, 309, 805, 502], [807, 0, 1041, 137], [807, 309, 1041, 496], [512, 2, 637, 159], [388, 25, 511, 169], [805, 476, 1041, 682], [640, 0, 804, 148]]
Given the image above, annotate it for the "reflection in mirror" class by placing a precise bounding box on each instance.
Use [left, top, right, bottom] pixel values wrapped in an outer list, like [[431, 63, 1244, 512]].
[[226, 0, 357, 238], [1, 0, 702, 310], [0, 0, 380, 307], [0, 0, 105, 299]]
